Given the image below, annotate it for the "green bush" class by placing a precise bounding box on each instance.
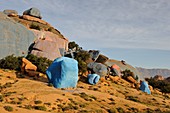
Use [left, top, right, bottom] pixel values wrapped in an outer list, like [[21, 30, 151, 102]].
[[34, 106, 47, 111], [68, 41, 82, 51], [116, 107, 125, 113], [74, 50, 90, 74], [4, 106, 13, 112], [146, 78, 170, 94], [122, 69, 136, 80], [0, 55, 22, 70], [126, 96, 140, 102], [0, 95, 3, 102], [26, 54, 52, 74], [67, 41, 91, 74]]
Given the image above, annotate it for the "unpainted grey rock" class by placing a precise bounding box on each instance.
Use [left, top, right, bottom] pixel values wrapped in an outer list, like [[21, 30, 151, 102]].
[[0, 12, 35, 59], [87, 62, 108, 77], [23, 7, 42, 19]]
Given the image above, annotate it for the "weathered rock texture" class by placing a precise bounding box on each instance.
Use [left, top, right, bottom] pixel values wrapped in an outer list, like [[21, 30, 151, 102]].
[[1, 7, 69, 60], [23, 7, 42, 19], [29, 29, 69, 60], [22, 15, 51, 26], [0, 12, 35, 59]]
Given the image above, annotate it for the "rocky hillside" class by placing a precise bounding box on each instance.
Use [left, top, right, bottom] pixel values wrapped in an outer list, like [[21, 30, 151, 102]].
[[0, 8, 68, 60], [0, 69, 170, 113], [136, 67, 170, 79]]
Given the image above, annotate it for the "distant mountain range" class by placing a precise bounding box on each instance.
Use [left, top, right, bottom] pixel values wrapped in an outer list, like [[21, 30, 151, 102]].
[[136, 67, 170, 80]]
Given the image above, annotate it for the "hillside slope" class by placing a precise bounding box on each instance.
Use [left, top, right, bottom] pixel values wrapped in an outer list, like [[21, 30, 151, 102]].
[[0, 69, 170, 113]]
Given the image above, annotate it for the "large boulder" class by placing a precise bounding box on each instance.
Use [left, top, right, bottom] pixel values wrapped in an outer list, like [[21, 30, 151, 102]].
[[29, 29, 69, 60], [87, 62, 108, 77], [23, 7, 42, 19], [46, 57, 78, 88], [0, 12, 35, 59], [96, 54, 109, 64]]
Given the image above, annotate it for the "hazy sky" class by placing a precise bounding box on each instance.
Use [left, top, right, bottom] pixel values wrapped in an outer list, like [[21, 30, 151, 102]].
[[1, 0, 170, 69]]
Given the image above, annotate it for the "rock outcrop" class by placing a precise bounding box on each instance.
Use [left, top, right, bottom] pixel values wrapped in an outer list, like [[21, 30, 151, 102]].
[[22, 15, 51, 26], [0, 12, 35, 59], [29, 29, 68, 60], [0, 8, 69, 61]]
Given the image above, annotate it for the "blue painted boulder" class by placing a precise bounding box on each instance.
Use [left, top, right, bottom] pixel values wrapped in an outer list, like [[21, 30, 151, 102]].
[[87, 74, 100, 85], [46, 57, 78, 88]]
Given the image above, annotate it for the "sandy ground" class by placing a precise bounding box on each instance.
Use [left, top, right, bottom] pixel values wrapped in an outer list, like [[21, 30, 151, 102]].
[[0, 69, 170, 113]]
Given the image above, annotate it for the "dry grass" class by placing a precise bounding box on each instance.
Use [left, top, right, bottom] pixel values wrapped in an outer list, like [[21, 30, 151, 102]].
[[0, 69, 170, 113]]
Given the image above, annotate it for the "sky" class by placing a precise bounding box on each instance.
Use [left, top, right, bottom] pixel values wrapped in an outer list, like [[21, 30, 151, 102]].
[[0, 0, 170, 69]]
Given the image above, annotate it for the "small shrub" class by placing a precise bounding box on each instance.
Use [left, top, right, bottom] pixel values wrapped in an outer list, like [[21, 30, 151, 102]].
[[79, 92, 89, 101], [116, 107, 125, 113], [128, 107, 139, 113], [48, 83, 53, 87], [44, 102, 51, 106], [79, 103, 86, 108], [93, 88, 99, 91], [24, 105, 32, 110], [144, 108, 154, 113], [124, 104, 129, 107], [26, 54, 52, 74], [3, 91, 16, 97], [74, 50, 90, 74], [48, 27, 52, 32], [108, 97, 115, 101], [3, 82, 12, 88], [147, 78, 170, 94], [68, 98, 73, 101], [34, 100, 42, 104], [89, 95, 97, 100], [122, 69, 135, 80], [34, 105, 47, 111], [4, 106, 13, 112], [126, 96, 140, 102], [17, 101, 22, 104], [68, 41, 81, 51], [154, 108, 161, 112], [108, 108, 117, 113], [10, 100, 17, 104], [0, 95, 3, 102], [30, 24, 41, 30], [62, 103, 79, 111], [165, 105, 170, 108], [0, 55, 22, 70], [57, 104, 63, 108], [109, 102, 116, 105], [79, 110, 88, 113], [52, 107, 56, 110]]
